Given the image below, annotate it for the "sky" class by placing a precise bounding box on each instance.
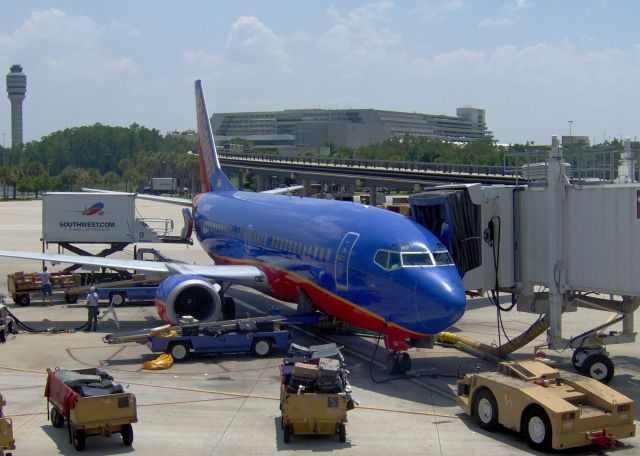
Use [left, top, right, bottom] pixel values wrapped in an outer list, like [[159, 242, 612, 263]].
[[1, 0, 639, 147]]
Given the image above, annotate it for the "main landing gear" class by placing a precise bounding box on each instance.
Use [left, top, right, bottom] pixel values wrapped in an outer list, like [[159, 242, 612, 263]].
[[386, 351, 412, 375]]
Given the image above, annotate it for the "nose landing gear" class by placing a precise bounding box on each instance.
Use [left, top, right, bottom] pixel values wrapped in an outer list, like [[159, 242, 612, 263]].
[[386, 351, 412, 375]]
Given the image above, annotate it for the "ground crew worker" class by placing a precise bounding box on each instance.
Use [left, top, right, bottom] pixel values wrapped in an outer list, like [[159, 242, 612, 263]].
[[39, 266, 53, 306], [85, 286, 100, 332]]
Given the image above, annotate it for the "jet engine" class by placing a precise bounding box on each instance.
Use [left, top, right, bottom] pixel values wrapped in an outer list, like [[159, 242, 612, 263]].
[[155, 274, 221, 325]]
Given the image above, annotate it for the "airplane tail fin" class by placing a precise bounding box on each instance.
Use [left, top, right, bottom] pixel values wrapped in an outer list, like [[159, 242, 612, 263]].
[[195, 80, 236, 192]]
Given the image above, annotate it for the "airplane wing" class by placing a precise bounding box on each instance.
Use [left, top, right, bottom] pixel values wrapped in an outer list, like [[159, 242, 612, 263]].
[[82, 188, 193, 207], [261, 185, 304, 195], [0, 249, 266, 284]]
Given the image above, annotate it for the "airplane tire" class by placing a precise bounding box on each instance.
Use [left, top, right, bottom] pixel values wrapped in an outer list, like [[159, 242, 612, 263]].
[[169, 342, 190, 362], [523, 407, 552, 452], [399, 352, 411, 373], [474, 389, 499, 431], [385, 352, 400, 375], [582, 353, 614, 384]]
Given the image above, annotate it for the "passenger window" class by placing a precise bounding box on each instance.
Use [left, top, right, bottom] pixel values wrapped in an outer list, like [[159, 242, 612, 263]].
[[374, 250, 389, 269]]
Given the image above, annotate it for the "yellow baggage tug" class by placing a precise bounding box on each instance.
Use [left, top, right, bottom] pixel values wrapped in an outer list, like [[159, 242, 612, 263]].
[[456, 359, 636, 451]]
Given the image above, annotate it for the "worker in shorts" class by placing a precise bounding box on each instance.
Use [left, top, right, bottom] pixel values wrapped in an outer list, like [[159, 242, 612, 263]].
[[39, 266, 53, 306], [85, 286, 100, 332]]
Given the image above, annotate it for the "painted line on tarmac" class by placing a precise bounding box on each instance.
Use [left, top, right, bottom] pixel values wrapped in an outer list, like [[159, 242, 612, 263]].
[[0, 364, 459, 419]]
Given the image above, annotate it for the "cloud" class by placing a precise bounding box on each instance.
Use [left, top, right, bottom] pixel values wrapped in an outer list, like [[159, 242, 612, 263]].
[[414, 0, 465, 23], [290, 31, 312, 43], [479, 17, 515, 28], [479, 0, 534, 28], [505, 0, 533, 12], [225, 16, 291, 73], [109, 20, 141, 37], [318, 1, 402, 65], [0, 8, 101, 52]]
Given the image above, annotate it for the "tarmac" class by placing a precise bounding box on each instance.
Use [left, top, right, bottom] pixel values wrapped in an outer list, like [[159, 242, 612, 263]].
[[0, 197, 638, 455]]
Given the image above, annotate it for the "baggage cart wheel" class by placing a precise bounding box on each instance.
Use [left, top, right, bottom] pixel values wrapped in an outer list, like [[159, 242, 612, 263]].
[[523, 406, 551, 452], [0, 329, 5, 343], [73, 429, 86, 451], [582, 353, 614, 384], [252, 338, 272, 357], [64, 292, 79, 304], [50, 407, 65, 428], [283, 424, 292, 443], [474, 388, 499, 431], [121, 423, 134, 446], [17, 294, 30, 306], [109, 292, 125, 306], [169, 342, 191, 362], [338, 423, 346, 443]]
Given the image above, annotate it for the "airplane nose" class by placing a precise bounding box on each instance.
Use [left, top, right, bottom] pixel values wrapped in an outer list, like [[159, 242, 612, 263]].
[[412, 267, 466, 334]]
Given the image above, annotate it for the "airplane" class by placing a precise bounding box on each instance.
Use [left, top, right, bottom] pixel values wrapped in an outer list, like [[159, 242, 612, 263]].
[[0, 80, 467, 374]]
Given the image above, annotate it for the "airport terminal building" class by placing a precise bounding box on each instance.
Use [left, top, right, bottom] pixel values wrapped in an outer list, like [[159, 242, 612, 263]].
[[211, 107, 491, 155]]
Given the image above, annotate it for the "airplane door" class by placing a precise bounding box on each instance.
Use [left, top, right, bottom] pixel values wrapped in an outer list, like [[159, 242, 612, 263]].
[[335, 232, 359, 290]]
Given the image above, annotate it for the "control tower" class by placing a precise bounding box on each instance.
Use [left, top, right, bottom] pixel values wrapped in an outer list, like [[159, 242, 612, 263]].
[[6, 64, 27, 146]]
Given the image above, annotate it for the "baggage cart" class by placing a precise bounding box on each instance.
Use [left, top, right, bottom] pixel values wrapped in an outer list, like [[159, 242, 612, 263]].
[[44, 368, 137, 451], [7, 271, 81, 306]]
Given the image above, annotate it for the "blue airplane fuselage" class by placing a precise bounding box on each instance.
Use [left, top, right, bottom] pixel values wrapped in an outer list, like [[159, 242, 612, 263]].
[[193, 190, 466, 339]]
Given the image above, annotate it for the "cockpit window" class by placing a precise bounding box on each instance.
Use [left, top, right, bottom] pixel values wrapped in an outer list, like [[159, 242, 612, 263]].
[[374, 250, 389, 269], [433, 251, 454, 265], [389, 252, 402, 270], [401, 252, 434, 267]]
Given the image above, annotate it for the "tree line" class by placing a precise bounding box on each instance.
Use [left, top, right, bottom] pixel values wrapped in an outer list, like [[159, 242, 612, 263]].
[[0, 123, 199, 198], [0, 123, 629, 199]]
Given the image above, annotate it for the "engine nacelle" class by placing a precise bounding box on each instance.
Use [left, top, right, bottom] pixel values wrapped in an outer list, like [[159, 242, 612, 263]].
[[155, 274, 221, 325]]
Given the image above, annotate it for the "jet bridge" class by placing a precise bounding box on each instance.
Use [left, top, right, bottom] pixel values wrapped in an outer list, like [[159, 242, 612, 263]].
[[410, 136, 639, 383]]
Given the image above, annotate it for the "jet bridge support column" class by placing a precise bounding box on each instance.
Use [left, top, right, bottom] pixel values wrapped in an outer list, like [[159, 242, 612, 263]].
[[546, 135, 568, 349]]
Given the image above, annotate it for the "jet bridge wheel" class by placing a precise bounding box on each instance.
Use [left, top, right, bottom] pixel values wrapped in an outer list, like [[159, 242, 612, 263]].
[[582, 353, 614, 384]]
